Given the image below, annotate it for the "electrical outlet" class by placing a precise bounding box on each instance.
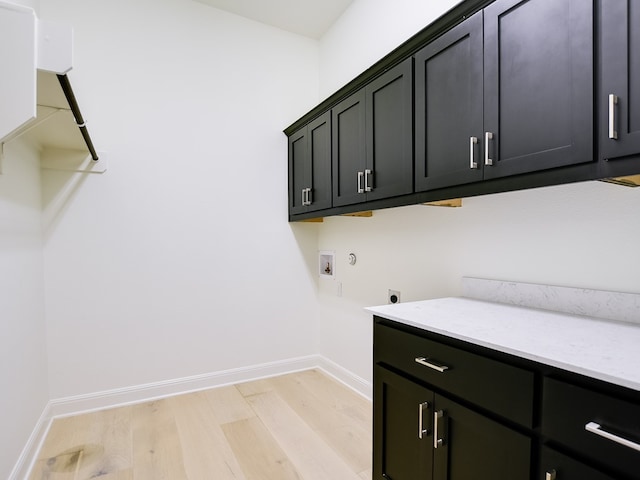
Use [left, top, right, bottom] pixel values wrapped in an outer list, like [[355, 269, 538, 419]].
[[388, 289, 401, 304]]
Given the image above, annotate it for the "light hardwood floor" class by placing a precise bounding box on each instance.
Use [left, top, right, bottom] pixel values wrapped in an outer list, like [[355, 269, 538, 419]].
[[29, 369, 372, 480]]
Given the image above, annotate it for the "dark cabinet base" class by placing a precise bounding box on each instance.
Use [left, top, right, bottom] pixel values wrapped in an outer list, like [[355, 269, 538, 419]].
[[373, 317, 640, 480]]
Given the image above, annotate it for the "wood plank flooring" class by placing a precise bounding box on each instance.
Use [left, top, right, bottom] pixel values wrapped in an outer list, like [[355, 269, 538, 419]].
[[29, 369, 372, 480]]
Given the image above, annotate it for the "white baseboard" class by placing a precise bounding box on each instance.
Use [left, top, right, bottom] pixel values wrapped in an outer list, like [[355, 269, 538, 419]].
[[49, 355, 323, 418], [15, 355, 372, 479], [9, 404, 52, 480], [317, 356, 372, 400]]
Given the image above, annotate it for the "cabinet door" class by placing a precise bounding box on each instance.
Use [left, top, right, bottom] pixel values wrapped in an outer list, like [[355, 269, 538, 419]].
[[539, 447, 617, 480], [288, 113, 332, 216], [288, 127, 309, 215], [483, 0, 593, 179], [374, 366, 434, 480], [600, 0, 640, 162], [366, 58, 413, 200], [433, 393, 531, 480], [415, 11, 484, 191], [307, 112, 332, 212], [0, 3, 36, 140], [332, 89, 366, 207], [542, 377, 640, 479]]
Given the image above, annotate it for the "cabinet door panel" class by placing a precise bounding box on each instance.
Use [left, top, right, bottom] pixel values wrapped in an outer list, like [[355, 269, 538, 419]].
[[600, 0, 640, 161], [484, 0, 593, 178], [308, 112, 332, 212], [542, 377, 640, 479], [434, 394, 531, 480], [540, 446, 617, 480], [332, 90, 366, 207], [288, 128, 308, 215], [415, 11, 484, 191], [374, 366, 434, 480], [0, 3, 36, 140], [366, 59, 413, 200]]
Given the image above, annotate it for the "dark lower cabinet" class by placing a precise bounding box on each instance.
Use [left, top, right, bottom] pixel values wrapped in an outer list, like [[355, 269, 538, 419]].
[[433, 393, 531, 480], [539, 447, 617, 480], [374, 366, 433, 480], [374, 364, 531, 480], [373, 318, 640, 480], [600, 0, 640, 165], [542, 377, 640, 480]]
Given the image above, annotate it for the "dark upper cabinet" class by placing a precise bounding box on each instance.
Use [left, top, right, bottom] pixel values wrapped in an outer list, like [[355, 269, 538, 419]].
[[415, 11, 484, 191], [366, 59, 414, 201], [332, 89, 366, 207], [333, 58, 413, 207], [288, 112, 332, 216], [600, 0, 640, 163], [483, 0, 593, 179], [415, 0, 594, 193], [285, 0, 621, 220]]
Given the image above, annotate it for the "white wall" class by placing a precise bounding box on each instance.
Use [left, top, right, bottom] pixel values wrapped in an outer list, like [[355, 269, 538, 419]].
[[316, 0, 640, 384], [0, 138, 49, 479], [319, 0, 462, 98], [38, 0, 321, 399]]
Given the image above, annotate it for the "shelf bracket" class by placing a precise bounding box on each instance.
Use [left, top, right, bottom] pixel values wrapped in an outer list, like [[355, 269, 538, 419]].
[[422, 198, 463, 208], [40, 148, 107, 173]]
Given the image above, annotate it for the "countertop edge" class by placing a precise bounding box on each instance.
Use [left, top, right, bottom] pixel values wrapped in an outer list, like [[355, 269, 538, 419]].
[[366, 299, 640, 393]]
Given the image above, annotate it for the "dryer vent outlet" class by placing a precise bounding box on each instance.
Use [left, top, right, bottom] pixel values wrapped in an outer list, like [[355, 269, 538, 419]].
[[388, 290, 401, 304]]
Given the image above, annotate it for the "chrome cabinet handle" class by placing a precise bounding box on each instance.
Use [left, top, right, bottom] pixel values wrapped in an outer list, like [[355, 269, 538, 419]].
[[546, 469, 557, 480], [469, 136, 478, 169], [415, 357, 449, 373], [301, 188, 311, 206], [418, 401, 430, 439], [364, 169, 373, 192], [485, 132, 494, 166], [609, 94, 619, 140], [434, 410, 444, 448], [357, 171, 364, 193], [585, 421, 640, 452]]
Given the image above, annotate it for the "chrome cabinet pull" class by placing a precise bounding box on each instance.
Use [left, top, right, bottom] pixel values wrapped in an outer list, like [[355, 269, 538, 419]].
[[545, 469, 557, 480], [585, 421, 640, 452], [415, 357, 449, 373], [609, 94, 619, 140], [485, 132, 494, 166], [357, 171, 364, 193], [434, 410, 444, 448], [469, 136, 478, 169], [364, 169, 373, 192], [302, 188, 311, 206], [418, 401, 430, 439]]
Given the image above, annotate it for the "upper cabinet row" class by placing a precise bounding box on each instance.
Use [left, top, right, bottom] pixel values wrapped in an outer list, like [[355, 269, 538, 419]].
[[286, 0, 640, 221], [416, 0, 592, 191]]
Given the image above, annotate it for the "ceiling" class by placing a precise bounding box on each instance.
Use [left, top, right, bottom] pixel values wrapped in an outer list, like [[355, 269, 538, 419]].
[[192, 0, 354, 39]]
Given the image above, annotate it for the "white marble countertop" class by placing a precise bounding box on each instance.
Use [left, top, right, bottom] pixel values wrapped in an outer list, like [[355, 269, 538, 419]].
[[366, 297, 640, 392]]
